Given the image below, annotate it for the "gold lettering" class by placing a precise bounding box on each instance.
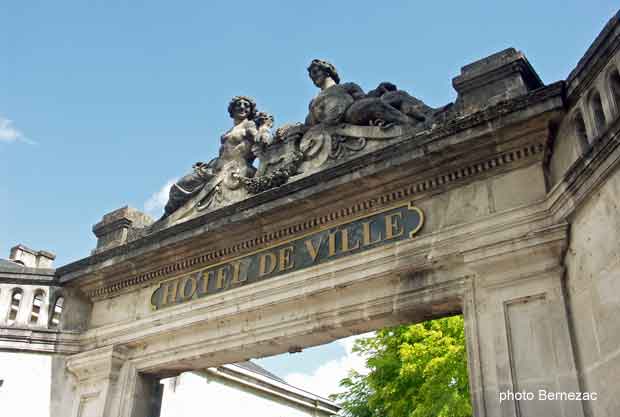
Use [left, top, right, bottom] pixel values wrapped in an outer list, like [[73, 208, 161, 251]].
[[259, 252, 277, 276], [362, 221, 382, 246], [279, 246, 295, 272], [384, 212, 404, 240], [199, 270, 212, 294], [304, 236, 323, 263], [328, 231, 338, 257], [179, 275, 197, 299], [230, 261, 246, 285], [160, 280, 179, 306], [216, 265, 230, 289], [341, 227, 360, 253]]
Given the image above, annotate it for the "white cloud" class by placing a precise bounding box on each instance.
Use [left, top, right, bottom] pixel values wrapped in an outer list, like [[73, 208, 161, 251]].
[[144, 178, 177, 217], [0, 116, 33, 144], [284, 332, 374, 399]]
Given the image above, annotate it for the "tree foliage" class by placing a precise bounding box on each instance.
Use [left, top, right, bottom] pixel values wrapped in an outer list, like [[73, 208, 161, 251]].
[[331, 316, 471, 417]]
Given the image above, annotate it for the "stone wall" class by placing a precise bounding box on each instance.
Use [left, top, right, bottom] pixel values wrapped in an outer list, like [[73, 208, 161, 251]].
[[564, 166, 620, 417]]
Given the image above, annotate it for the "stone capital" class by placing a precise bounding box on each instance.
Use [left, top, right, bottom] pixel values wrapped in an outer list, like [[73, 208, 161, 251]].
[[67, 345, 128, 384]]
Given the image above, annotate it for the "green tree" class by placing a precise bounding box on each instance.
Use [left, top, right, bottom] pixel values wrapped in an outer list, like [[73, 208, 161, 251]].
[[331, 316, 471, 417]]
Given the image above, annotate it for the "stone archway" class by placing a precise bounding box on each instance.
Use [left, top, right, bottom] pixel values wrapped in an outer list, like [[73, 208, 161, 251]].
[[4, 19, 620, 415]]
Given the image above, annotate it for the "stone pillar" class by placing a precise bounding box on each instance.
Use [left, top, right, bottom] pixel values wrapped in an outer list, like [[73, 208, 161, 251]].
[[15, 286, 34, 326], [54, 346, 162, 417], [36, 289, 51, 328], [0, 285, 12, 324], [464, 223, 584, 417]]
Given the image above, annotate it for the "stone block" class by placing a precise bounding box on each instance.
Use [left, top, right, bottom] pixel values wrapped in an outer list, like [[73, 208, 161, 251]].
[[92, 206, 154, 254], [9, 244, 55, 268], [491, 163, 546, 212], [453, 48, 544, 114], [443, 180, 492, 226]]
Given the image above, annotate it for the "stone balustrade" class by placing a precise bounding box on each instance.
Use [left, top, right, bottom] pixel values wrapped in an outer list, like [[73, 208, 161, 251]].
[[0, 245, 81, 354]]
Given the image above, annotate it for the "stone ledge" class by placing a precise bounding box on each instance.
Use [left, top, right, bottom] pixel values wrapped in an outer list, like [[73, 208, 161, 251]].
[[548, 114, 620, 220], [566, 11, 620, 101], [0, 327, 81, 354]]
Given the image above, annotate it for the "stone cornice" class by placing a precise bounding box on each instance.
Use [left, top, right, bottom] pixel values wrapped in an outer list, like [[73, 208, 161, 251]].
[[92, 218, 132, 238], [0, 327, 81, 354], [453, 56, 543, 94], [0, 274, 59, 286], [56, 82, 564, 288], [547, 112, 620, 221], [566, 11, 620, 102]]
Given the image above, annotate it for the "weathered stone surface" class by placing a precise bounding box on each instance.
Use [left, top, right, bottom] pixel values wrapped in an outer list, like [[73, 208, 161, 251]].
[[5, 11, 620, 417], [93, 206, 154, 254], [9, 244, 55, 268], [452, 48, 544, 115]]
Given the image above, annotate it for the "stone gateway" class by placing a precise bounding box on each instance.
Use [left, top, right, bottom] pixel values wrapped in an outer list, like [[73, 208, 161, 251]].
[[2, 10, 620, 417]]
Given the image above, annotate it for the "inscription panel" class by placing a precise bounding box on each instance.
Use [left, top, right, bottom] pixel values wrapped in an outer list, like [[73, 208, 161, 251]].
[[150, 203, 424, 309]]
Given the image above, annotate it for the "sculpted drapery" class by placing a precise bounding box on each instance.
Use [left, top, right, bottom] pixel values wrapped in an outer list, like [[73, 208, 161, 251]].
[[161, 59, 436, 220]]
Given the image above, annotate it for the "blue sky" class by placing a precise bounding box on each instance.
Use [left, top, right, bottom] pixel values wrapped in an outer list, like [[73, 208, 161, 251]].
[[1, 1, 618, 388]]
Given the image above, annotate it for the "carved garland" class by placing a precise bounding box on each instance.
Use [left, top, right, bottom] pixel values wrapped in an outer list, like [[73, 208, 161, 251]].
[[240, 151, 304, 194], [329, 135, 368, 159], [84, 141, 545, 299]]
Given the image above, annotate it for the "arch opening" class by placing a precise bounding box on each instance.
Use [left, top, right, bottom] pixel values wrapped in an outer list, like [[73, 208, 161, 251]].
[[589, 90, 607, 135], [609, 68, 620, 115], [49, 296, 64, 329], [574, 111, 589, 150], [30, 290, 45, 324], [7, 288, 23, 325]]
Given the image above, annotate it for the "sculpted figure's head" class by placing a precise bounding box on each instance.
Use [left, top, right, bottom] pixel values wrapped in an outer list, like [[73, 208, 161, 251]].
[[307, 59, 340, 89], [228, 96, 257, 122], [255, 112, 274, 128]]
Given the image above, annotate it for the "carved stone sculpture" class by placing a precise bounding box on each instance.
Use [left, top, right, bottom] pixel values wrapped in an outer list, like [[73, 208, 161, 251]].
[[162, 96, 261, 219], [157, 60, 437, 226], [254, 112, 274, 146], [305, 59, 424, 127], [366, 82, 432, 123]]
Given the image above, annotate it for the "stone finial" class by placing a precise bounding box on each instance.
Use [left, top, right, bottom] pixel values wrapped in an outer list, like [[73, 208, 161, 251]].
[[92, 206, 154, 253], [452, 48, 544, 114], [9, 244, 56, 268]]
